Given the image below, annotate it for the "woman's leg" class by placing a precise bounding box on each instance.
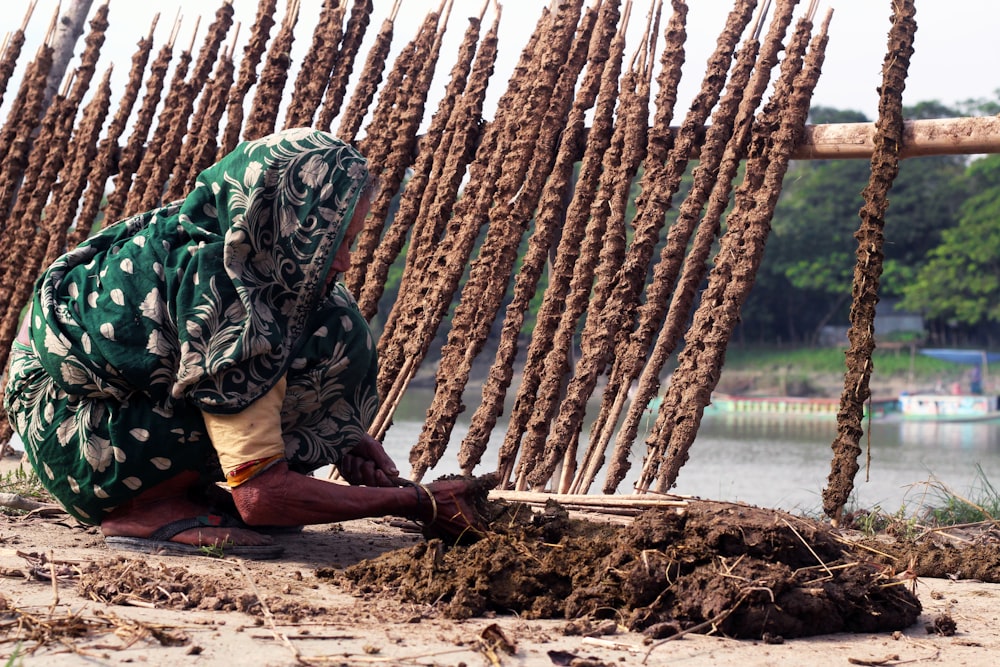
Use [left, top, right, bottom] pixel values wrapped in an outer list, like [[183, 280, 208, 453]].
[[5, 334, 274, 548], [100, 470, 274, 547]]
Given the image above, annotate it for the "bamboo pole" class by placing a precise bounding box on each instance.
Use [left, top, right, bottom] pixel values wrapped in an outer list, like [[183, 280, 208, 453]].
[[795, 116, 1000, 159], [532, 116, 1000, 163], [490, 490, 689, 509]]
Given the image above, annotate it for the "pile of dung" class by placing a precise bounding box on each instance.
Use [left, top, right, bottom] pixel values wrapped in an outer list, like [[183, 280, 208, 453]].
[[337, 500, 921, 639]]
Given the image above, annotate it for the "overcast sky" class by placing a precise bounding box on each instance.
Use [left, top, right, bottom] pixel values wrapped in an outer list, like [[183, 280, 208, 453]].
[[8, 0, 999, 127]]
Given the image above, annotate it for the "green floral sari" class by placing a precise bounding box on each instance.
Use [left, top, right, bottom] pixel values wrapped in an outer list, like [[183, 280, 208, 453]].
[[4, 129, 378, 523]]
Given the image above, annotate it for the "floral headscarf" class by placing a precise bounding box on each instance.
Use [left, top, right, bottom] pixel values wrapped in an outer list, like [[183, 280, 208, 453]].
[[32, 128, 371, 414]]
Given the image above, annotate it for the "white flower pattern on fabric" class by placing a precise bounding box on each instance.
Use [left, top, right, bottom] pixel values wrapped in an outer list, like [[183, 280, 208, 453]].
[[300, 155, 330, 188], [244, 161, 263, 187]]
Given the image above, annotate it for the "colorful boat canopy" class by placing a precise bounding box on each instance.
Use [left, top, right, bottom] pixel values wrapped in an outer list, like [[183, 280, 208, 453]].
[[919, 348, 1000, 366]]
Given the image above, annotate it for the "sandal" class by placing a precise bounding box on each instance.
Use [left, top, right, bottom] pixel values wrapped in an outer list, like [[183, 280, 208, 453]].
[[104, 514, 285, 560]]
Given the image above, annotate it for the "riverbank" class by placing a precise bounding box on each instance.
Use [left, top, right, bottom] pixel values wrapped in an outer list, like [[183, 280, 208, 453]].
[[1, 454, 999, 666]]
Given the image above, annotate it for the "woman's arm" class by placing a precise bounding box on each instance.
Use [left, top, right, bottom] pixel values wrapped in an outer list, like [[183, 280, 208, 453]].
[[232, 460, 424, 526], [232, 460, 486, 540]]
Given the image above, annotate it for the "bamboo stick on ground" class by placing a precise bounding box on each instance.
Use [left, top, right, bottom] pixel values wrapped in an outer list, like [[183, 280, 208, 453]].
[[0, 493, 64, 514], [490, 490, 690, 510]]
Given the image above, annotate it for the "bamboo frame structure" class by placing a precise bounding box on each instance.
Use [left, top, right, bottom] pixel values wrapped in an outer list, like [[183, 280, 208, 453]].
[[2, 0, 1000, 497]]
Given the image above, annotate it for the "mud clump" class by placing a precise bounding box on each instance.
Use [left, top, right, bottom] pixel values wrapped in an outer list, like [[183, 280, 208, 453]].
[[338, 501, 922, 639]]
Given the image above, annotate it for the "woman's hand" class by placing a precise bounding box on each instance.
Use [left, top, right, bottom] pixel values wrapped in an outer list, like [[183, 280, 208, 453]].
[[419, 475, 497, 545], [337, 433, 400, 487]]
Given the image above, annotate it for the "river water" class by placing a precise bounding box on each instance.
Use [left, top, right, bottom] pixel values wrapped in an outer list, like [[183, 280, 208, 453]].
[[6, 388, 998, 517], [382, 389, 1000, 516]]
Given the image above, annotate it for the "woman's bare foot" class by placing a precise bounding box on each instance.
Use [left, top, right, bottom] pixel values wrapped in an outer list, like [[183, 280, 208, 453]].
[[101, 472, 274, 548]]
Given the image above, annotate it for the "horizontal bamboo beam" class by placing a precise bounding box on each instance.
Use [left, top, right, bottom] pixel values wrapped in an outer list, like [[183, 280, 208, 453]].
[[557, 116, 1000, 163], [794, 116, 1000, 160], [490, 490, 690, 508]]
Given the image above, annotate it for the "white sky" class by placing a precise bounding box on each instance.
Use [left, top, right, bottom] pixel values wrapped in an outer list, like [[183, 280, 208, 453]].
[[7, 0, 1000, 127]]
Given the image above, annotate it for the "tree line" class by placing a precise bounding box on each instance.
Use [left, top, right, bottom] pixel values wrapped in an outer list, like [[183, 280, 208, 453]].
[[738, 100, 1000, 347]]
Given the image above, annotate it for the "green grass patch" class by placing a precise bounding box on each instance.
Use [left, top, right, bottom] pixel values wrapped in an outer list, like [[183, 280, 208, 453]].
[[721, 345, 962, 379], [843, 467, 1000, 538], [920, 465, 1000, 525], [0, 465, 54, 514]]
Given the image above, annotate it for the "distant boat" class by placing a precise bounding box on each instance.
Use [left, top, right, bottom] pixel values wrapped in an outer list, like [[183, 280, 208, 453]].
[[700, 394, 899, 419], [897, 393, 1000, 422]]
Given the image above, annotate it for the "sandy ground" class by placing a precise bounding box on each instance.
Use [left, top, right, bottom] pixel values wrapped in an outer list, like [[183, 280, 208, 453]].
[[0, 454, 997, 666]]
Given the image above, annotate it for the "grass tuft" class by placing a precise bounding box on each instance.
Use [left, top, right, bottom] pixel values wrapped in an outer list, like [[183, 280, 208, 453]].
[[0, 465, 52, 507]]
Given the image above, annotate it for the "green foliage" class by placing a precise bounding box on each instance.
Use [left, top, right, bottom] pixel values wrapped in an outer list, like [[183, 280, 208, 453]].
[[846, 467, 1000, 536], [743, 101, 971, 343], [900, 154, 1000, 326], [4, 644, 23, 667], [198, 540, 234, 559], [0, 465, 50, 500], [807, 105, 869, 124], [956, 92, 1000, 117]]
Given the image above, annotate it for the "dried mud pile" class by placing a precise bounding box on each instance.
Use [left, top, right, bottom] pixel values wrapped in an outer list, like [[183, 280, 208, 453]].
[[337, 501, 922, 640], [77, 557, 321, 621]]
